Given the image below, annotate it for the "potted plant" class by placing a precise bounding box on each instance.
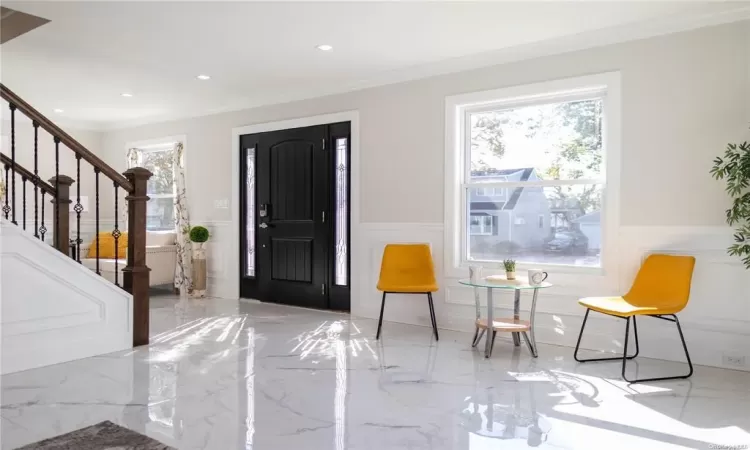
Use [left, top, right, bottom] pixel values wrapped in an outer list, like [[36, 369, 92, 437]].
[[189, 225, 210, 297], [503, 259, 517, 280], [711, 139, 750, 269]]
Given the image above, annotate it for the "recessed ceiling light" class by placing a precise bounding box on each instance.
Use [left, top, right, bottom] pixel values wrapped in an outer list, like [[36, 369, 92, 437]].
[[316, 44, 333, 51], [196, 74, 211, 80], [53, 108, 64, 113], [121, 93, 133, 97]]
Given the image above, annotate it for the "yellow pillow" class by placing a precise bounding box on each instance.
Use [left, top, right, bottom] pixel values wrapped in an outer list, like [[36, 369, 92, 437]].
[[86, 232, 128, 259]]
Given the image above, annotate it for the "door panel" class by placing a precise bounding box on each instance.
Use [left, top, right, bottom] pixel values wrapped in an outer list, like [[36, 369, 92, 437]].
[[271, 238, 313, 283], [270, 141, 313, 221], [260, 125, 327, 308]]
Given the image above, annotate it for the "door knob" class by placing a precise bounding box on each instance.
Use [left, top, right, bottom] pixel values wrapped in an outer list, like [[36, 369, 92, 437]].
[[259, 223, 268, 229]]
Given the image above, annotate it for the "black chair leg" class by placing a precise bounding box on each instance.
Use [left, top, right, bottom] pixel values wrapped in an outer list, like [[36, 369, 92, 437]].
[[632, 316, 640, 358], [376, 292, 387, 340], [427, 293, 439, 341], [622, 314, 693, 383], [574, 308, 639, 362], [575, 308, 693, 383]]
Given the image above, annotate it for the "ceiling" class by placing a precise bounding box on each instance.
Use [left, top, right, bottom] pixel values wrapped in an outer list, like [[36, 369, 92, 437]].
[[2, 1, 749, 130]]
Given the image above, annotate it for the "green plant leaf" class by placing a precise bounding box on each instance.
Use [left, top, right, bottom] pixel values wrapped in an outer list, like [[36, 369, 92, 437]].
[[714, 135, 750, 269]]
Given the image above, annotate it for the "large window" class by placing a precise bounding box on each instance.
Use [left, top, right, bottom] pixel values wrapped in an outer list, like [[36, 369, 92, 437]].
[[140, 146, 176, 231], [447, 74, 619, 270]]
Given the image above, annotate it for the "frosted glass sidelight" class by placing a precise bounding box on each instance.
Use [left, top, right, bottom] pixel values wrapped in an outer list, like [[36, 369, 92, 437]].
[[334, 138, 348, 286], [245, 147, 256, 277]]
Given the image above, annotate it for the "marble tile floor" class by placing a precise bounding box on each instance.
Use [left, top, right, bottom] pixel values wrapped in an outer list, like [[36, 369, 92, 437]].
[[2, 296, 749, 450]]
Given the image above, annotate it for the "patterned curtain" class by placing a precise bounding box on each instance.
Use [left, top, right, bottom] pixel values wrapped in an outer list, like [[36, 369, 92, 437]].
[[126, 148, 141, 167], [172, 142, 192, 294], [0, 170, 5, 201]]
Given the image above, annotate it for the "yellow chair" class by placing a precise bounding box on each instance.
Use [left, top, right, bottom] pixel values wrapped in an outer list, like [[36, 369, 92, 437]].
[[574, 254, 695, 383], [376, 244, 439, 340]]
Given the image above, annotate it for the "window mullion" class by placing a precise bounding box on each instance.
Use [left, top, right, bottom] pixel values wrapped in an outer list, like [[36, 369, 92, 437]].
[[464, 179, 603, 189]]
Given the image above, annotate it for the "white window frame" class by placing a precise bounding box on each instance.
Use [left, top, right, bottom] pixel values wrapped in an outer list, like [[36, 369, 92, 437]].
[[444, 73, 621, 276]]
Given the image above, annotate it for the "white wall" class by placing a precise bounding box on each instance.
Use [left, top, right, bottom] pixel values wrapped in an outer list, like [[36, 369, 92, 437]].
[[97, 22, 750, 370]]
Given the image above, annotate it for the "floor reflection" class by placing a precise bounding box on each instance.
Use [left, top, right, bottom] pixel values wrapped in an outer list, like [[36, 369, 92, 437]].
[[245, 327, 256, 449], [2, 298, 750, 450], [460, 388, 551, 446]]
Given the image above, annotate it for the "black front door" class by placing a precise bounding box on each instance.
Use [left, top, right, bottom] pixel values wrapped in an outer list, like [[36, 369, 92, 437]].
[[239, 123, 351, 310]]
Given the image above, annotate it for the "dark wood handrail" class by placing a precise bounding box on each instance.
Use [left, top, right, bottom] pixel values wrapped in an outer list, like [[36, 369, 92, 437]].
[[0, 83, 133, 192], [0, 152, 56, 196]]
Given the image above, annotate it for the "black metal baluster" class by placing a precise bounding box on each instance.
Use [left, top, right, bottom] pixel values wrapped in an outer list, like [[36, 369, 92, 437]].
[[33, 122, 39, 238], [10, 103, 16, 225], [2, 164, 9, 219], [21, 176, 26, 230], [113, 183, 120, 287], [95, 168, 100, 275], [54, 137, 60, 246], [74, 155, 82, 262], [39, 191, 47, 240]]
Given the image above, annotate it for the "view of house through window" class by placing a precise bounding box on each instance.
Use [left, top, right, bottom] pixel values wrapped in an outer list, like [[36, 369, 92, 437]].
[[465, 95, 604, 267], [140, 146, 176, 231]]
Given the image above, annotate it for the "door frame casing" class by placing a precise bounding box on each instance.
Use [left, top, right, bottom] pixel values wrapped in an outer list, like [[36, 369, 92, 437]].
[[230, 111, 360, 307]]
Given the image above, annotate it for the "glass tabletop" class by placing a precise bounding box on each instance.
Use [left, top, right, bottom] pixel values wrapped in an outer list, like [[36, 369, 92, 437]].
[[458, 277, 553, 290]]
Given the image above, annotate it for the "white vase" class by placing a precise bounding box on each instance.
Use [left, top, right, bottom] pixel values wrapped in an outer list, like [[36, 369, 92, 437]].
[[506, 271, 516, 280]]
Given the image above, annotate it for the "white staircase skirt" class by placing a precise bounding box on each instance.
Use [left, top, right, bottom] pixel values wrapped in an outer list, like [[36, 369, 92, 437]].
[[0, 219, 133, 374]]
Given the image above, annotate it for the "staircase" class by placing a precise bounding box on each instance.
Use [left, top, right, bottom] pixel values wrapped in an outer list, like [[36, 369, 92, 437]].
[[0, 83, 152, 374]]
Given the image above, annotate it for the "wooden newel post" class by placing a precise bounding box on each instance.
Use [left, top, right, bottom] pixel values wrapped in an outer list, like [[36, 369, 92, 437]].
[[123, 167, 152, 347], [48, 175, 74, 254]]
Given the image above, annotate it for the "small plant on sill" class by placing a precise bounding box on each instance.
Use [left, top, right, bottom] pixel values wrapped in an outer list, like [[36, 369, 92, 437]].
[[503, 259, 517, 280]]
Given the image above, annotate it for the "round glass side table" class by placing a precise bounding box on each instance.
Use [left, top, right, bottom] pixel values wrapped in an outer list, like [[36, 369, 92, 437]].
[[458, 278, 553, 358]]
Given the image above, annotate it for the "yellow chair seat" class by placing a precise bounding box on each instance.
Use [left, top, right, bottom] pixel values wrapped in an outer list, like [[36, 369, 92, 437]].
[[377, 281, 438, 293], [579, 296, 683, 317], [376, 244, 438, 293]]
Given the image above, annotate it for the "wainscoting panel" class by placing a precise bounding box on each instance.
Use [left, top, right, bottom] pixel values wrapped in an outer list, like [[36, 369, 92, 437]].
[[1, 219, 132, 374], [354, 223, 750, 371], [201, 220, 234, 299]]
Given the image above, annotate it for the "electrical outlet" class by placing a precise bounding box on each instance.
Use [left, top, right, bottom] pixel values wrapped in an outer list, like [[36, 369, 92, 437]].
[[722, 354, 746, 367]]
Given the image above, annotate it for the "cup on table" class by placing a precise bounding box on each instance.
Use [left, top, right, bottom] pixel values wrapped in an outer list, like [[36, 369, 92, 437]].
[[469, 265, 483, 283], [528, 269, 548, 286]]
